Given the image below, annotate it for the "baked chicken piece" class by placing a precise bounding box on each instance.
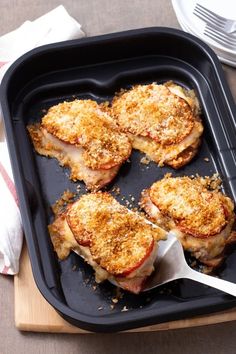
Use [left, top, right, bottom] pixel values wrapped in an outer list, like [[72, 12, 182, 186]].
[[112, 82, 203, 168], [28, 99, 132, 191], [140, 175, 236, 271], [49, 192, 166, 294]]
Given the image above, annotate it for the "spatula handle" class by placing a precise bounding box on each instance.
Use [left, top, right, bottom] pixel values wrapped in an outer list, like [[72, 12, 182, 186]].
[[185, 268, 236, 297]]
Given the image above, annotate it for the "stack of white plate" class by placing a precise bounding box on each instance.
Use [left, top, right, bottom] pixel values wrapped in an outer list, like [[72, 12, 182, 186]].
[[172, 0, 236, 67]]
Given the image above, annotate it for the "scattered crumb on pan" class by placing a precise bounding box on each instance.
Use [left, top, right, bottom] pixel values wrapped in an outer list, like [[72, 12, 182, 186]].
[[111, 186, 121, 195], [140, 156, 151, 165], [121, 306, 129, 312], [51, 190, 76, 215]]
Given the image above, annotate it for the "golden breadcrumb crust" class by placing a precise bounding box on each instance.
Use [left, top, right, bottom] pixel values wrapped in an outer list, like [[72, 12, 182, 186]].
[[66, 192, 166, 276], [41, 99, 132, 170], [112, 83, 197, 144], [149, 175, 234, 238], [112, 82, 203, 168], [28, 82, 202, 173]]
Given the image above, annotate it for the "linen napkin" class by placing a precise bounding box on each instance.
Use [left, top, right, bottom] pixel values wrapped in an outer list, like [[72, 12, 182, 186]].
[[0, 5, 85, 275]]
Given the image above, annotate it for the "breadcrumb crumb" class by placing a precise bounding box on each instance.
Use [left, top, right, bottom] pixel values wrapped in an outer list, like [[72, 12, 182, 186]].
[[121, 306, 129, 312], [111, 297, 119, 304], [140, 156, 151, 165]]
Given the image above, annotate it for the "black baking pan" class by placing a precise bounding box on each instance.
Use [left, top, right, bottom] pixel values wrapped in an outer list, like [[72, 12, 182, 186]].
[[1, 27, 236, 333]]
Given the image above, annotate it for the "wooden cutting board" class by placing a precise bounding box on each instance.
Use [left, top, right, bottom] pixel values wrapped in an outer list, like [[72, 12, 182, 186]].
[[14, 243, 236, 333]]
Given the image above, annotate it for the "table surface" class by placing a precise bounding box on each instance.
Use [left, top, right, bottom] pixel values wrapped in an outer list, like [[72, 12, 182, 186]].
[[1, 1, 236, 353]]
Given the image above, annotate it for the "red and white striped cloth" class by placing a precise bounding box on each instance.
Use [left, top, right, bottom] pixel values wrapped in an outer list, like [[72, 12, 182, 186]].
[[0, 5, 85, 274], [0, 143, 22, 275]]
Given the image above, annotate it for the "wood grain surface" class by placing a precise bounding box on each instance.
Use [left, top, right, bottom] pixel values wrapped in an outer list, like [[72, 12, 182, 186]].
[[1, 1, 236, 354], [14, 244, 236, 333]]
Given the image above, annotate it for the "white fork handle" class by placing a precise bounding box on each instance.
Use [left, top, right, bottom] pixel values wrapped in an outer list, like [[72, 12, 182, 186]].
[[184, 267, 236, 297]]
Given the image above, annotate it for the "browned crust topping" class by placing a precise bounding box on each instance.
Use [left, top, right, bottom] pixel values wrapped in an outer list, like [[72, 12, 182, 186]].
[[112, 83, 197, 145], [67, 192, 166, 275], [41, 99, 132, 170], [149, 175, 234, 238], [28, 82, 203, 174]]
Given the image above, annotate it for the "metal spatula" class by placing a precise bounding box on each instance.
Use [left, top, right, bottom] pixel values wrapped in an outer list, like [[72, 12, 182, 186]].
[[142, 232, 236, 296]]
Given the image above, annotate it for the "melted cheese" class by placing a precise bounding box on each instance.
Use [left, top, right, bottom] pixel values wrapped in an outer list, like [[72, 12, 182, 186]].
[[48, 212, 110, 282], [130, 120, 203, 167], [27, 124, 120, 191], [140, 177, 235, 266]]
